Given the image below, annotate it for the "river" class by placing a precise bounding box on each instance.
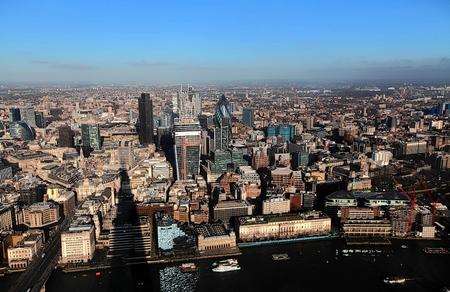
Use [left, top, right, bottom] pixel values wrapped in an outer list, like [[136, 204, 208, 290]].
[[38, 239, 450, 291]]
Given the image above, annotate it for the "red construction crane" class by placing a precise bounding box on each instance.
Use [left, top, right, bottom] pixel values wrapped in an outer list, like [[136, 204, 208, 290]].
[[394, 178, 416, 233], [417, 177, 437, 224]]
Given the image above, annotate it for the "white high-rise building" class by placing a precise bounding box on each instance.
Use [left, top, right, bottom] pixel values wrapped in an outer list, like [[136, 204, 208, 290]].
[[60, 216, 96, 264], [176, 85, 201, 117], [174, 117, 201, 180], [262, 196, 291, 215], [372, 150, 393, 166]]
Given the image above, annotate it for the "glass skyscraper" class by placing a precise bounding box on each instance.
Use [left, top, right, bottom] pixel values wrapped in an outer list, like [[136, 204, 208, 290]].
[[9, 108, 21, 123], [34, 111, 45, 128], [81, 124, 101, 150], [176, 85, 201, 117], [10, 121, 35, 141], [213, 94, 232, 151], [266, 124, 294, 142], [58, 125, 75, 148], [138, 93, 154, 145], [174, 117, 201, 180], [242, 107, 254, 127], [20, 107, 36, 128]]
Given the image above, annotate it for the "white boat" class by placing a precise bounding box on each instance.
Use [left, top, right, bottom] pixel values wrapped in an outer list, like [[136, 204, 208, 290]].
[[383, 277, 406, 285], [212, 258, 238, 267], [272, 253, 290, 261], [212, 259, 240, 273], [180, 262, 197, 272], [212, 264, 241, 273]]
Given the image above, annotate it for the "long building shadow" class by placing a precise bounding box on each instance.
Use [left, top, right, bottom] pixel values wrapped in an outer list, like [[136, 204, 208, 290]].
[[107, 169, 157, 291]]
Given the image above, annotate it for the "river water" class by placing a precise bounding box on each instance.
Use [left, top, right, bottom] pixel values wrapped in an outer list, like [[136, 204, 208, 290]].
[[39, 239, 450, 291]]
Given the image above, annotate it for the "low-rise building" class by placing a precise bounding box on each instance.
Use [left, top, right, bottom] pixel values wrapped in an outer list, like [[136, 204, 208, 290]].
[[347, 178, 372, 191], [190, 209, 209, 224], [195, 223, 237, 252], [0, 204, 14, 230], [237, 212, 331, 242], [421, 226, 435, 238], [389, 206, 413, 237], [156, 214, 186, 251], [271, 167, 292, 187], [325, 191, 357, 207], [213, 200, 253, 224], [262, 196, 290, 215], [52, 190, 76, 216], [363, 192, 409, 207], [342, 219, 392, 237], [7, 231, 44, 269], [339, 207, 383, 222], [237, 166, 260, 184], [23, 201, 60, 228], [60, 216, 96, 264]]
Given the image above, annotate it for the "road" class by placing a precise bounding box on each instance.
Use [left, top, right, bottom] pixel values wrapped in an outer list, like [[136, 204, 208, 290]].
[[9, 218, 70, 292]]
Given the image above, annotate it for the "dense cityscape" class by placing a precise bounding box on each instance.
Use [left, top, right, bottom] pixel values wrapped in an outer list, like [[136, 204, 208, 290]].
[[0, 82, 449, 291], [1, 0, 450, 291]]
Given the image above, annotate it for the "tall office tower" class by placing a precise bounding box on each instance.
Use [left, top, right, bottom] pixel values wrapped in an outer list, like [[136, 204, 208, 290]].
[[278, 124, 295, 142], [159, 107, 173, 128], [198, 114, 214, 130], [440, 101, 450, 116], [387, 116, 398, 131], [174, 117, 201, 180], [172, 93, 178, 114], [242, 108, 254, 127], [58, 125, 75, 148], [306, 116, 314, 130], [201, 129, 210, 156], [81, 124, 101, 150], [117, 141, 135, 170], [177, 85, 201, 117], [50, 108, 63, 120], [9, 108, 21, 122], [266, 124, 277, 137], [252, 146, 269, 170], [128, 109, 135, 123], [266, 124, 294, 142], [21, 107, 36, 127], [292, 151, 310, 169], [208, 148, 247, 178], [10, 121, 35, 141], [138, 93, 154, 145], [34, 111, 45, 128], [213, 94, 232, 151]]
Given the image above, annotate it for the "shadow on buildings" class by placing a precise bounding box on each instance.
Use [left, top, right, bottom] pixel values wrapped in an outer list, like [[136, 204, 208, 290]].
[[107, 169, 157, 291]]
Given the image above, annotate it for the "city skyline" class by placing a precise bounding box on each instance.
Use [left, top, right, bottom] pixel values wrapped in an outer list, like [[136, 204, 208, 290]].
[[1, 81, 449, 292], [1, 0, 450, 83], [1, 1, 450, 291]]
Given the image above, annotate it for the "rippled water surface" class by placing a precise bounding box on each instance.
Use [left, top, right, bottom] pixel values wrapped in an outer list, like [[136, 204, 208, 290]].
[[43, 239, 450, 292]]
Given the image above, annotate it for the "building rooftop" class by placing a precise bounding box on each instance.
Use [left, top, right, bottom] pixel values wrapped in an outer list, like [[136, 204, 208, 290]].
[[238, 166, 256, 174], [195, 223, 228, 237], [362, 191, 410, 201], [214, 200, 251, 209], [238, 211, 328, 225], [327, 190, 356, 200], [68, 216, 93, 232], [25, 201, 58, 212], [155, 213, 177, 227], [271, 167, 292, 176]]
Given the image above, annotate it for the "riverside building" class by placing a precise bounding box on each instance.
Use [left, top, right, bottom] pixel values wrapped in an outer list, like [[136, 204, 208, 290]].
[[237, 211, 331, 242]]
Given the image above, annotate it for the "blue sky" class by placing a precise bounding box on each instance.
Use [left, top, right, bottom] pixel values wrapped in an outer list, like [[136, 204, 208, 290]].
[[1, 0, 450, 83]]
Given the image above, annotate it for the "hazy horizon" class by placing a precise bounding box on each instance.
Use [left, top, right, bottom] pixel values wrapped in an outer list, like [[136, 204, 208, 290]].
[[1, 0, 450, 83]]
